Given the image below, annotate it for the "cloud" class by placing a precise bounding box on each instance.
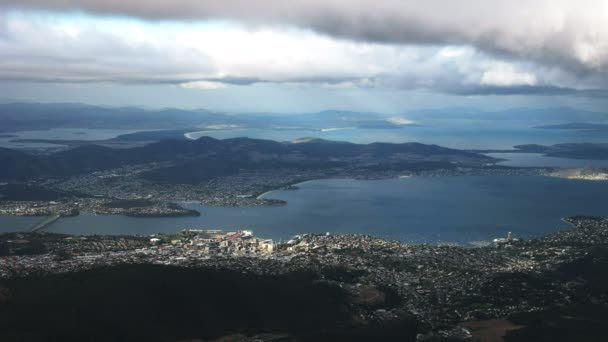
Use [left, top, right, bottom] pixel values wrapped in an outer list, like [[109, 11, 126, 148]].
[[2, 0, 607, 76], [446, 85, 607, 97], [386, 117, 415, 125], [480, 64, 538, 87], [0, 8, 606, 97], [179, 81, 226, 90]]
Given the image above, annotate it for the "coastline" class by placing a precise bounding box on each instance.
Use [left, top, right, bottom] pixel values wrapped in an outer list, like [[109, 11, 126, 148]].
[[1, 168, 599, 219], [3, 170, 608, 243], [256, 179, 327, 199]]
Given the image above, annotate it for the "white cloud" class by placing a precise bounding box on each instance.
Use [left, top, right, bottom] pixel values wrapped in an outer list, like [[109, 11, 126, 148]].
[[179, 81, 227, 90], [386, 117, 415, 125], [480, 64, 538, 87], [2, 0, 608, 75], [0, 9, 605, 96]]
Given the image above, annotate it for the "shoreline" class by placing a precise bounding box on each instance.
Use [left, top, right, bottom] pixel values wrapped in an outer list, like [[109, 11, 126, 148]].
[[0, 208, 594, 247], [2, 171, 606, 241], [1, 215, 604, 247], [256, 179, 325, 199], [2, 170, 604, 216]]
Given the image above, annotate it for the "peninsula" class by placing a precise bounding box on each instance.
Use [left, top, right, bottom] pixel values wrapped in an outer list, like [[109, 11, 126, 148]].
[[1, 137, 529, 217]]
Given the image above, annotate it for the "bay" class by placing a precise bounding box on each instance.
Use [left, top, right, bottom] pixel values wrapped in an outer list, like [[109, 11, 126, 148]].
[[2, 176, 607, 244]]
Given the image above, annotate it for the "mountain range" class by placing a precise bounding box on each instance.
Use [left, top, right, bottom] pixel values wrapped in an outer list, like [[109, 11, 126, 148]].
[[2, 102, 607, 133], [0, 137, 495, 182]]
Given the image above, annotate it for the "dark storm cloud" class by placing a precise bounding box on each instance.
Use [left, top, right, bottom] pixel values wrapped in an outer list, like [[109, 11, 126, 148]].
[[2, 0, 607, 76], [0, 1, 607, 97], [445, 85, 608, 97]]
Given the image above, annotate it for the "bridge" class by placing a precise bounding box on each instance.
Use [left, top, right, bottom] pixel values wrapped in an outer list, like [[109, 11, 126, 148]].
[[30, 214, 61, 232]]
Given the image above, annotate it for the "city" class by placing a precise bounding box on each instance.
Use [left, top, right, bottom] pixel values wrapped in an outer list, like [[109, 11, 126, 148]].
[[1, 1, 607, 340], [1, 216, 607, 340]]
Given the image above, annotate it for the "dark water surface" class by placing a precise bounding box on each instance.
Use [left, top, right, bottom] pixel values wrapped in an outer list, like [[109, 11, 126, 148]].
[[2, 176, 607, 243]]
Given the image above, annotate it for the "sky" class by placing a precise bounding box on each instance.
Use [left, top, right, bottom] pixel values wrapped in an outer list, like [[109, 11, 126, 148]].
[[0, 1, 607, 113]]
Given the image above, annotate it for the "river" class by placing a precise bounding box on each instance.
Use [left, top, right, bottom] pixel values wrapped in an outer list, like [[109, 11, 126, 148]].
[[2, 176, 607, 244]]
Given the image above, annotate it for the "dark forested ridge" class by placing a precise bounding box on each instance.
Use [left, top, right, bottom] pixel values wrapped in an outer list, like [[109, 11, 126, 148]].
[[0, 265, 417, 342], [504, 248, 608, 342], [0, 137, 495, 181]]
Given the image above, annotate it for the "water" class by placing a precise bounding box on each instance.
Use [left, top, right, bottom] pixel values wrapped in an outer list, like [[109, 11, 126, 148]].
[[0, 216, 42, 233], [4, 124, 607, 158], [0, 128, 142, 149], [186, 124, 608, 150], [2, 176, 608, 243], [487, 153, 608, 168], [3, 123, 607, 243]]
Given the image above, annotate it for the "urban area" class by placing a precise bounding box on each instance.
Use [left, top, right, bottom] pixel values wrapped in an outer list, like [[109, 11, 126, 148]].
[[1, 216, 606, 340]]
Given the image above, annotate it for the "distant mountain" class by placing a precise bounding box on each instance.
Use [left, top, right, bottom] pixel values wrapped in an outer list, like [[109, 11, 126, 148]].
[[0, 102, 230, 132], [5, 102, 604, 135], [8, 129, 194, 150], [514, 143, 608, 159], [229, 109, 406, 130], [404, 107, 608, 123], [0, 102, 416, 132], [534, 123, 608, 131], [0, 137, 495, 182]]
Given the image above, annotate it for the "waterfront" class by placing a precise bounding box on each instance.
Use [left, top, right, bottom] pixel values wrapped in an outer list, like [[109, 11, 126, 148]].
[[2, 176, 608, 243], [2, 216, 608, 339]]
